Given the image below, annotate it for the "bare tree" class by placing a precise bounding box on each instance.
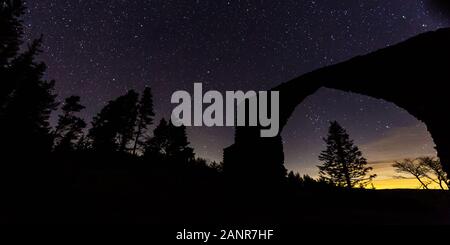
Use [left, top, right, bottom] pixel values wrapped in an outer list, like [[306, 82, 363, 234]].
[[418, 157, 449, 190], [393, 157, 449, 190]]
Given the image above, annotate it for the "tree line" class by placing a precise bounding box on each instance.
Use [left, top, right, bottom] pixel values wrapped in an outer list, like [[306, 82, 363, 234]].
[[0, 1, 197, 167]]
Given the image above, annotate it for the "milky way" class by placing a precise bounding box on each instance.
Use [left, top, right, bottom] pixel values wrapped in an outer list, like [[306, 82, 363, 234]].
[[24, 0, 449, 175]]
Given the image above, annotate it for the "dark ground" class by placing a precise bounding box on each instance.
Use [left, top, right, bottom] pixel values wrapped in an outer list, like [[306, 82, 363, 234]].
[[1, 153, 448, 224]]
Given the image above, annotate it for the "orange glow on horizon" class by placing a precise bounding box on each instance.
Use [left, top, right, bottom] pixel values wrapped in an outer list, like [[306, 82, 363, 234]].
[[371, 178, 443, 189], [368, 161, 446, 190]]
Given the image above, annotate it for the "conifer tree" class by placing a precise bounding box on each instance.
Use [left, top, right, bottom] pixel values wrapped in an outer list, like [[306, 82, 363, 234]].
[[144, 119, 194, 164], [88, 90, 139, 152], [0, 0, 24, 59], [0, 0, 24, 68], [0, 0, 25, 107], [318, 121, 376, 188], [144, 118, 170, 162], [132, 87, 155, 155], [54, 96, 86, 152], [0, 37, 58, 154], [167, 123, 194, 164]]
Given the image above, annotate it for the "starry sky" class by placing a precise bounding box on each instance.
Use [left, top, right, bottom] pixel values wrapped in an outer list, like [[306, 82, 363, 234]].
[[23, 0, 450, 187]]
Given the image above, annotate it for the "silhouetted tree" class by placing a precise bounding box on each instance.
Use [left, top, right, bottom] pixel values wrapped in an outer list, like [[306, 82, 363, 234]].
[[209, 161, 223, 173], [132, 87, 155, 155], [88, 90, 139, 152], [393, 157, 448, 190], [116, 91, 139, 152], [419, 157, 449, 190], [0, 38, 58, 155], [393, 158, 431, 189], [0, 0, 25, 106], [144, 119, 194, 164], [287, 171, 332, 189], [287, 171, 303, 188], [167, 123, 194, 164], [318, 121, 376, 188], [75, 135, 90, 151], [144, 118, 170, 162], [0, 0, 24, 62], [54, 96, 86, 152]]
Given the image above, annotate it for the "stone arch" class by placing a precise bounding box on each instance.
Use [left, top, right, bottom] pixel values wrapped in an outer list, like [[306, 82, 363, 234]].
[[224, 28, 450, 180]]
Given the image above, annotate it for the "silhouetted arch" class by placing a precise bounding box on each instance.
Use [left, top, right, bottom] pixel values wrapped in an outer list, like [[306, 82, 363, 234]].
[[224, 28, 450, 181]]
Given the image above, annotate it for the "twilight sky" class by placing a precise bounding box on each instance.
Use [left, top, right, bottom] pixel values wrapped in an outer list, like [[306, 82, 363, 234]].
[[23, 0, 450, 186]]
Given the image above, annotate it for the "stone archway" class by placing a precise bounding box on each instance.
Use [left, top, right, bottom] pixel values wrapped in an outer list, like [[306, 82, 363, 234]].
[[224, 28, 450, 181]]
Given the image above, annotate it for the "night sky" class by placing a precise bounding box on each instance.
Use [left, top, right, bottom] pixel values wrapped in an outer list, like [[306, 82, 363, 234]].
[[23, 0, 450, 186]]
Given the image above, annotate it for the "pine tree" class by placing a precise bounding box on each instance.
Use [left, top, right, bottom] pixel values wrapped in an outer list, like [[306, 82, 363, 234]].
[[0, 0, 24, 67], [88, 90, 139, 152], [0, 0, 25, 108], [0, 37, 58, 155], [115, 90, 139, 152], [144, 119, 170, 162], [318, 121, 376, 188], [54, 96, 86, 152], [144, 119, 194, 164], [167, 123, 194, 164], [132, 87, 155, 155]]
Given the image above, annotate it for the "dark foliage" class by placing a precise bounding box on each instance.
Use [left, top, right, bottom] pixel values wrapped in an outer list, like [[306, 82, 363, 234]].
[[88, 90, 139, 152], [318, 121, 376, 188], [144, 119, 194, 165], [287, 171, 334, 190], [54, 96, 86, 152], [132, 87, 155, 155], [0, 0, 25, 106], [0, 37, 58, 156]]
